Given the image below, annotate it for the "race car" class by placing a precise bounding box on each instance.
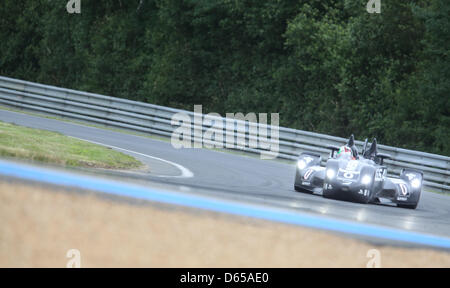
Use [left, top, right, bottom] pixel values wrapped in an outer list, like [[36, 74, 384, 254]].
[[294, 135, 422, 209]]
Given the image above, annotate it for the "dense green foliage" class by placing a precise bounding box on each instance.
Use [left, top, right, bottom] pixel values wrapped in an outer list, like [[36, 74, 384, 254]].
[[0, 0, 448, 155]]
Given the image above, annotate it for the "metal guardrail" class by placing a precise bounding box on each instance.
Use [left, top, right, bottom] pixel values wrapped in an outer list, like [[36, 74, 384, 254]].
[[0, 76, 448, 192]]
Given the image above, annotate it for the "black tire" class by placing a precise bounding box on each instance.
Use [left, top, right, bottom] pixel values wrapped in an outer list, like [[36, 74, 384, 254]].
[[397, 203, 418, 209], [370, 197, 381, 204], [322, 192, 334, 199]]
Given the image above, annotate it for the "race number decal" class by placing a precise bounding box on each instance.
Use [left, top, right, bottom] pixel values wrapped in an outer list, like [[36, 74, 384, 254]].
[[375, 169, 386, 181], [343, 172, 354, 179], [338, 168, 359, 180], [346, 160, 358, 171]]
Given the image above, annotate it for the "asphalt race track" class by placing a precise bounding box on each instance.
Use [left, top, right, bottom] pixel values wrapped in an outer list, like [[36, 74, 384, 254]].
[[1, 109, 449, 242]]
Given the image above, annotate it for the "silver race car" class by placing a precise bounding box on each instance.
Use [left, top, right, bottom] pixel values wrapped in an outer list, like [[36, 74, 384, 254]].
[[294, 135, 422, 209]]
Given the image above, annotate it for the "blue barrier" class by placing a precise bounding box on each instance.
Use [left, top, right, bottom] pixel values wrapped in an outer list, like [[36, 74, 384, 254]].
[[0, 160, 449, 249]]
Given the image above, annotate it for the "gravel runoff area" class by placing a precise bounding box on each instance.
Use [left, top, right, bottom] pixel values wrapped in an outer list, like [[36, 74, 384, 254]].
[[0, 179, 449, 268]]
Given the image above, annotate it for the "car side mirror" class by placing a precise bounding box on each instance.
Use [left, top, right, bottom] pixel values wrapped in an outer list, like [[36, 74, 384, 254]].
[[326, 145, 340, 158]]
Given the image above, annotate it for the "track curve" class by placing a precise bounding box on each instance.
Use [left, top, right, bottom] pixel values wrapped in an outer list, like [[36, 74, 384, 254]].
[[1, 109, 449, 240]]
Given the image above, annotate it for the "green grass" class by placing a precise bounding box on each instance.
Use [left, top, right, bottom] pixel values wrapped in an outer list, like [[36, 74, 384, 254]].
[[0, 121, 143, 169], [0, 105, 291, 163]]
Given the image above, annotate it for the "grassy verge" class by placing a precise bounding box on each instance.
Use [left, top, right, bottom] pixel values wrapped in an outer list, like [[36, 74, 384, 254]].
[[0, 121, 142, 169], [0, 105, 288, 162]]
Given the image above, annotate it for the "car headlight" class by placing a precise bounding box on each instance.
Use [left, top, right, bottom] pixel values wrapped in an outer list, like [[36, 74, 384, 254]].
[[326, 169, 335, 179], [297, 160, 306, 170], [411, 178, 421, 189], [361, 175, 372, 185]]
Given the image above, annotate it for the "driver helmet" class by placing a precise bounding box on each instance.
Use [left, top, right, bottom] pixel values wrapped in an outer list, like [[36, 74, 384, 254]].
[[337, 145, 354, 160]]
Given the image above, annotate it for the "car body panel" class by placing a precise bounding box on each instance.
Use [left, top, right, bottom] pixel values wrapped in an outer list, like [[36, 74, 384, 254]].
[[294, 147, 423, 208]]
